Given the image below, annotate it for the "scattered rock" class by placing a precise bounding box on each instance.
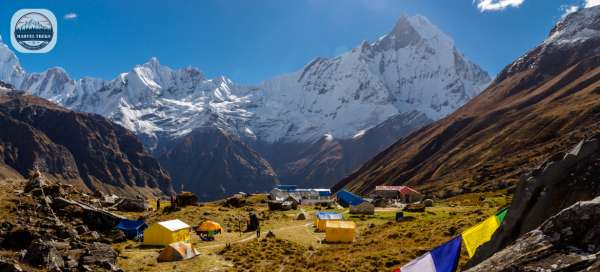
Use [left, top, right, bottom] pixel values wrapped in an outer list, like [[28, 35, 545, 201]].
[[64, 249, 85, 268], [23, 239, 64, 271], [423, 199, 434, 207], [2, 228, 37, 249], [403, 203, 426, 213], [81, 243, 118, 267], [296, 213, 306, 220], [56, 227, 79, 240], [223, 196, 247, 208], [0, 258, 23, 272], [116, 198, 148, 212], [76, 225, 90, 235]]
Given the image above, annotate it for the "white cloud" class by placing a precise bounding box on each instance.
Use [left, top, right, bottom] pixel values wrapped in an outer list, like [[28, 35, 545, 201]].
[[474, 0, 525, 12], [63, 12, 78, 20], [585, 0, 600, 8], [561, 5, 579, 17]]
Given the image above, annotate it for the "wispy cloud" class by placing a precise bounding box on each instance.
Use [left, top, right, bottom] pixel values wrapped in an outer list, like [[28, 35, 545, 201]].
[[585, 0, 600, 8], [63, 12, 78, 20], [561, 5, 579, 17], [474, 0, 525, 12]]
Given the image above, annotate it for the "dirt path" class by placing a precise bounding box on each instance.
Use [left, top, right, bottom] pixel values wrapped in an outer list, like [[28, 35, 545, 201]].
[[196, 221, 313, 250]]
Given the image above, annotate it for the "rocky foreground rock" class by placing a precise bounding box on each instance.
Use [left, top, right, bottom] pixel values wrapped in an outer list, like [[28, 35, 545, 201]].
[[466, 196, 600, 271], [0, 178, 128, 271], [466, 137, 600, 269]]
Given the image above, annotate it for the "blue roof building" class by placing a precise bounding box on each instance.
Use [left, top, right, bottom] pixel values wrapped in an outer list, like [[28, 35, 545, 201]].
[[336, 190, 365, 207]]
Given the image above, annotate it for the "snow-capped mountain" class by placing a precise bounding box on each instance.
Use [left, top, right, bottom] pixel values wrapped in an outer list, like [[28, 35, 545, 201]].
[[250, 15, 490, 142], [0, 15, 490, 146], [0, 14, 491, 199]]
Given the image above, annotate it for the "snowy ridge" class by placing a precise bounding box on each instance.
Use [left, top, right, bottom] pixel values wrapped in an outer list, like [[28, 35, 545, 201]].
[[0, 15, 491, 145], [501, 5, 600, 81], [547, 5, 600, 45]]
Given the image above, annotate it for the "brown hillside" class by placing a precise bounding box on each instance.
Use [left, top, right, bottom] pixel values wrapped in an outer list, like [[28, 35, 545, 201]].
[[0, 88, 173, 197]]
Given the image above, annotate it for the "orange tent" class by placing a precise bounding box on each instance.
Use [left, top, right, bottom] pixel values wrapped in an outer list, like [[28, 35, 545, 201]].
[[157, 242, 199, 262]]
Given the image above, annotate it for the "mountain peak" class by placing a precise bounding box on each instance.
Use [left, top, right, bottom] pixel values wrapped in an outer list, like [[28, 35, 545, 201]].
[[373, 14, 453, 52], [146, 57, 160, 66]]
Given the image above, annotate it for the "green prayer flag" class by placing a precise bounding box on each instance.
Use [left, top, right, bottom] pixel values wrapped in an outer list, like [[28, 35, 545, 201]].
[[495, 207, 509, 223]]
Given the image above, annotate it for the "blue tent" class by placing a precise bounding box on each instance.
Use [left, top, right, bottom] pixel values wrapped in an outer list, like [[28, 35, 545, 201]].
[[315, 212, 343, 220], [336, 190, 365, 207], [116, 219, 148, 239]]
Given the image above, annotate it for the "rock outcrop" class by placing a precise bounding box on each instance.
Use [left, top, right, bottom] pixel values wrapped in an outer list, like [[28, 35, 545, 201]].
[[465, 137, 600, 268], [466, 196, 600, 271], [0, 179, 127, 271]]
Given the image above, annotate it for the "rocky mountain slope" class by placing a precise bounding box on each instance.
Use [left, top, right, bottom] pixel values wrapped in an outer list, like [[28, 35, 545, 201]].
[[0, 85, 172, 197], [0, 15, 490, 200], [157, 127, 278, 199], [334, 6, 600, 196], [256, 111, 432, 187]]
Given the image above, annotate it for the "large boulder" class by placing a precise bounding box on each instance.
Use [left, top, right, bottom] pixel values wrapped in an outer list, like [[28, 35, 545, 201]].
[[465, 196, 600, 271], [117, 198, 148, 212], [2, 228, 38, 249], [223, 196, 247, 208], [466, 138, 600, 268], [52, 197, 125, 231], [81, 242, 119, 269], [23, 239, 64, 271], [349, 202, 375, 215]]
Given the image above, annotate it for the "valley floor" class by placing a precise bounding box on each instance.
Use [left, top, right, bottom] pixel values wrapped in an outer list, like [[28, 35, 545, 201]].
[[114, 193, 510, 272]]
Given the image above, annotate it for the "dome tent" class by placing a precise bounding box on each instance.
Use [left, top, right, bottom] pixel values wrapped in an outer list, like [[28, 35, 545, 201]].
[[196, 220, 222, 241], [157, 242, 199, 262]]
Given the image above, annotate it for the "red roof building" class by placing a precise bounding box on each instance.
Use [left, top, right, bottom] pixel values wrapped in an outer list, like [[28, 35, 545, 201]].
[[373, 185, 423, 203]]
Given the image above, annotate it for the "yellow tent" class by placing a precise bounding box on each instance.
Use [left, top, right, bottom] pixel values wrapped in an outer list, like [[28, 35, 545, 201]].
[[325, 221, 355, 243], [144, 219, 191, 246], [157, 242, 199, 262]]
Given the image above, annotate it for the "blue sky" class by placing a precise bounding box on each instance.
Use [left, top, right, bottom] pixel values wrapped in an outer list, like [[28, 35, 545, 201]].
[[0, 0, 593, 84]]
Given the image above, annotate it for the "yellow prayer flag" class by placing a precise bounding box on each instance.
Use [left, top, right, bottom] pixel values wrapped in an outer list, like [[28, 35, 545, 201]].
[[462, 215, 500, 257]]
